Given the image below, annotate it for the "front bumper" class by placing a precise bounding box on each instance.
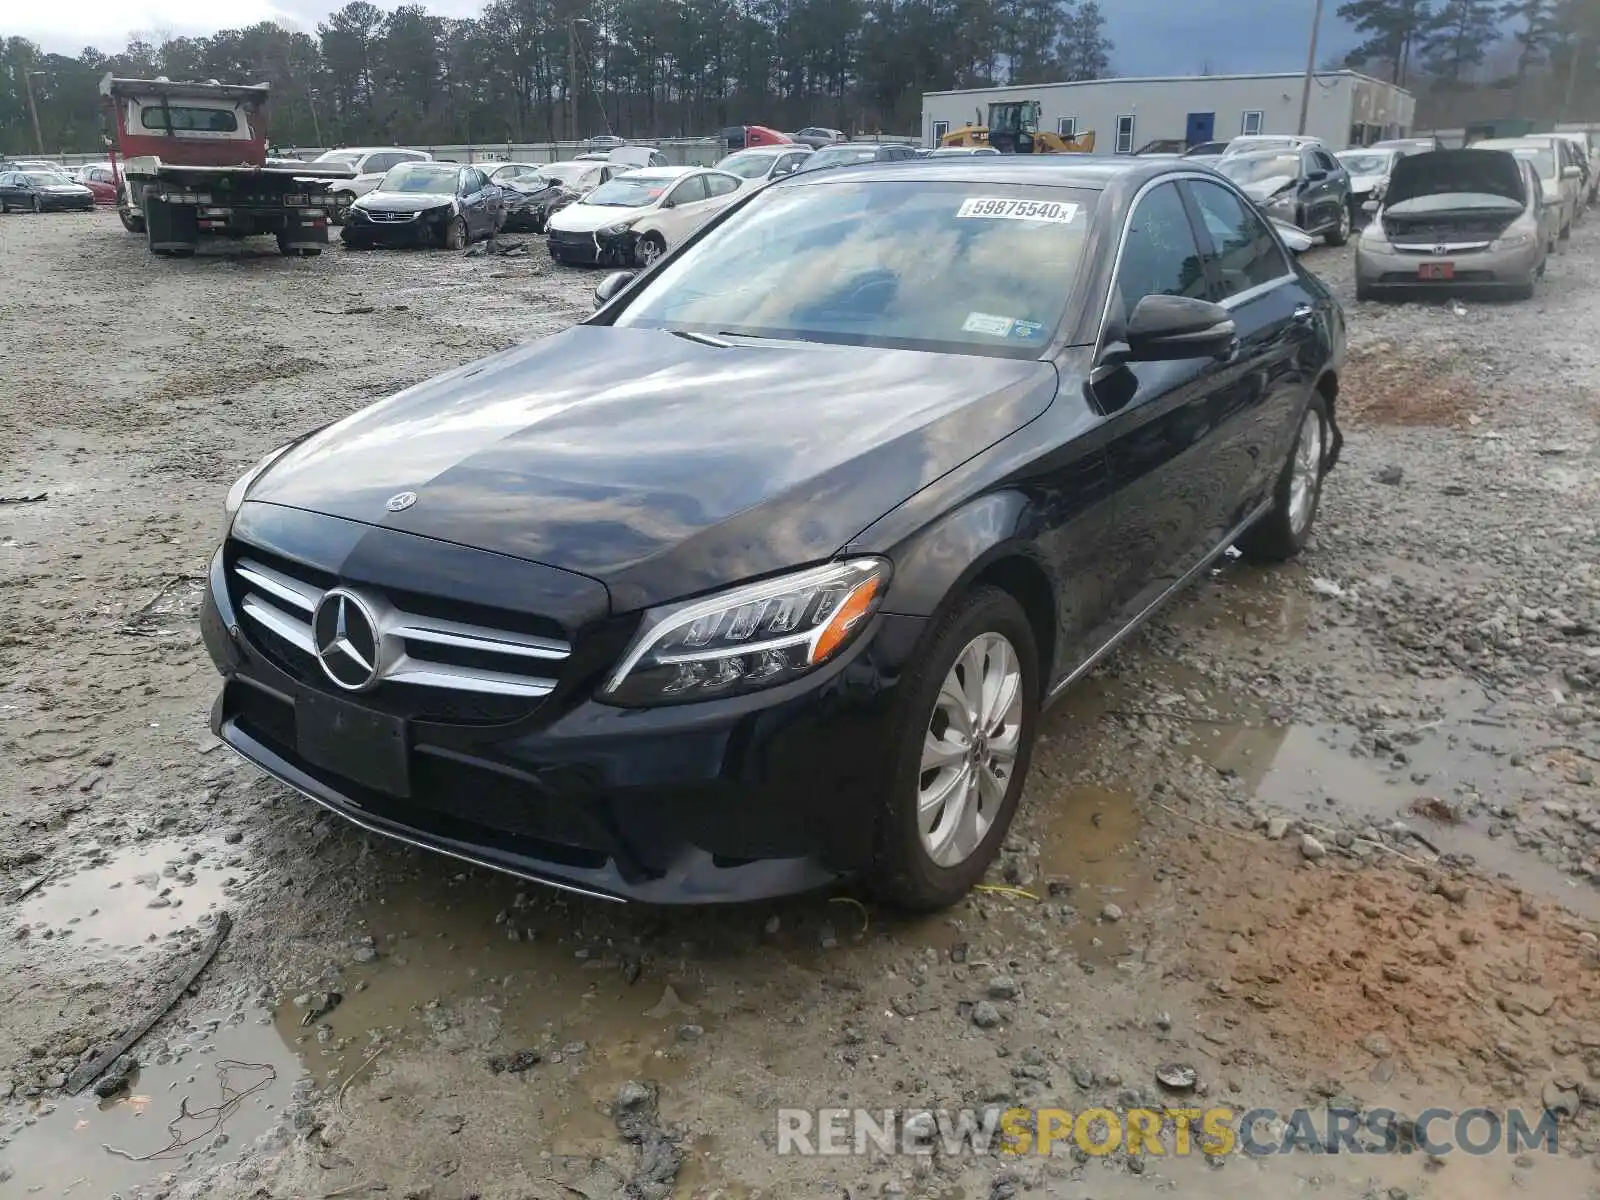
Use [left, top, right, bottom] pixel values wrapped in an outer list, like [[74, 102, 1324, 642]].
[[342, 211, 448, 247], [547, 227, 637, 266], [1355, 239, 1541, 290], [40, 193, 95, 211], [202, 537, 924, 904]]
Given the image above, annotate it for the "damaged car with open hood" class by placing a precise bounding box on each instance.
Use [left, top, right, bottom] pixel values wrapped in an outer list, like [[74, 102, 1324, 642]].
[[1356, 147, 1549, 302], [1214, 146, 1352, 246]]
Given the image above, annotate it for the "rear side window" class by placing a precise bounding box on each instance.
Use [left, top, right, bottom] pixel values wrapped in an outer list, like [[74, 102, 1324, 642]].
[[704, 172, 741, 197], [1110, 182, 1209, 324], [1184, 179, 1290, 298], [139, 106, 239, 133]]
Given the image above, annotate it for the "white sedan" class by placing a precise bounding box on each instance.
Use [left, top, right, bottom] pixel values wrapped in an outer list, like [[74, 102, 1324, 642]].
[[546, 166, 746, 267]]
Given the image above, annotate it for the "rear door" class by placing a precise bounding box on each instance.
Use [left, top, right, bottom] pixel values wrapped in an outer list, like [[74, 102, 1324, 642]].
[[700, 171, 743, 219], [1182, 176, 1320, 518]]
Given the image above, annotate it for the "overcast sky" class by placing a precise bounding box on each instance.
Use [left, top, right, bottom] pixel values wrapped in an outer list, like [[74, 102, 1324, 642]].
[[19, 0, 1359, 77]]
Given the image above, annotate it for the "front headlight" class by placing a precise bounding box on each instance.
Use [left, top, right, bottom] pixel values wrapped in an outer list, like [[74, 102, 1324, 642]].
[[601, 558, 891, 706], [1492, 231, 1534, 250], [598, 220, 635, 237], [223, 443, 293, 527], [1265, 193, 1297, 214]]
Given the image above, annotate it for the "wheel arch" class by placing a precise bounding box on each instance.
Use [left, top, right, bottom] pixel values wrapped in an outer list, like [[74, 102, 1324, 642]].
[[876, 490, 1061, 683]]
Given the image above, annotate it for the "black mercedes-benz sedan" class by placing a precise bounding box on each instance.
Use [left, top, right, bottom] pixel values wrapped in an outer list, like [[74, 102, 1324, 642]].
[[204, 157, 1344, 908]]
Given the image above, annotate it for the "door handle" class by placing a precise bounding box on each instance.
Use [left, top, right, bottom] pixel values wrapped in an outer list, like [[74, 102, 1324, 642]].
[[1292, 304, 1314, 324]]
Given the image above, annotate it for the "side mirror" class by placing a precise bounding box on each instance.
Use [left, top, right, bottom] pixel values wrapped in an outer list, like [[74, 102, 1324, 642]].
[[1362, 198, 1379, 214], [1563, 165, 1582, 180], [593, 270, 636, 307], [1307, 168, 1328, 181], [1122, 295, 1236, 362]]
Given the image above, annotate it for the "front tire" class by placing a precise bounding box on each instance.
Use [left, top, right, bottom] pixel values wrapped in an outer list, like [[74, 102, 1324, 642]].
[[636, 232, 666, 268], [1238, 390, 1329, 562], [869, 587, 1040, 911], [443, 216, 468, 251], [32, 195, 42, 214]]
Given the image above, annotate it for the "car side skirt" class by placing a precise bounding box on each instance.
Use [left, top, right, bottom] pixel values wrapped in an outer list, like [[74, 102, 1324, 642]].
[[1045, 498, 1272, 706]]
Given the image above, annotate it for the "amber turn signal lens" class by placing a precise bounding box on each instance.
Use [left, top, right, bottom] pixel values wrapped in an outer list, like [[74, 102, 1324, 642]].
[[808, 575, 884, 666]]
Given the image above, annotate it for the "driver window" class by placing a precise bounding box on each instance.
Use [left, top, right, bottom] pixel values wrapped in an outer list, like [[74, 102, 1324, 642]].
[[1185, 178, 1290, 298], [1110, 182, 1209, 326], [667, 176, 709, 205]]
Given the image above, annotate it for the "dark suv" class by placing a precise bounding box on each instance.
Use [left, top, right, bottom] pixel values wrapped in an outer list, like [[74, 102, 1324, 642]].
[[1215, 145, 1353, 244]]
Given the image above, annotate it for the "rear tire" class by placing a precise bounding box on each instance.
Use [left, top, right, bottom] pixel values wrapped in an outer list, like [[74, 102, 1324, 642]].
[[118, 207, 145, 234], [1238, 390, 1330, 563], [1324, 202, 1351, 247], [869, 587, 1040, 911]]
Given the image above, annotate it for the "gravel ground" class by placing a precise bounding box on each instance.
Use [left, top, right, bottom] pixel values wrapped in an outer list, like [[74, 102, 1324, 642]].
[[1, 211, 1598, 1200]]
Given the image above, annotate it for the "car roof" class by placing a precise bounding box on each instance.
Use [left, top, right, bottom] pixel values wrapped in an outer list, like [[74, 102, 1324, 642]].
[[775, 155, 1199, 191], [728, 144, 809, 155], [618, 165, 697, 180]]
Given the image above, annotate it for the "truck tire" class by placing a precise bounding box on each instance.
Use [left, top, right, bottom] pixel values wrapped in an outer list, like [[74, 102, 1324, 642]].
[[118, 207, 146, 234]]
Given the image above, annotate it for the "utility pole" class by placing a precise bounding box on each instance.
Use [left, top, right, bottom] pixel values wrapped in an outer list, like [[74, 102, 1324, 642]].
[[1561, 36, 1584, 122], [567, 18, 591, 143], [22, 68, 46, 155], [308, 91, 324, 148], [1297, 0, 1325, 136]]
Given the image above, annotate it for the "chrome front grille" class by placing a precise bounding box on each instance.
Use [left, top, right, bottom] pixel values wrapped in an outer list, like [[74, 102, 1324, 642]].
[[233, 557, 569, 699], [367, 210, 418, 223]]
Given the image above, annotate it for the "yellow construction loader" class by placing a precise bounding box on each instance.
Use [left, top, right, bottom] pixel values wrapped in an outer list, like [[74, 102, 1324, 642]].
[[939, 100, 1096, 154]]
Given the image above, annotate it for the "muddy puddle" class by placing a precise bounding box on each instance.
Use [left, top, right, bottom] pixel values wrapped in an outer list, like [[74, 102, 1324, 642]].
[[16, 836, 242, 955], [2, 1011, 302, 1197]]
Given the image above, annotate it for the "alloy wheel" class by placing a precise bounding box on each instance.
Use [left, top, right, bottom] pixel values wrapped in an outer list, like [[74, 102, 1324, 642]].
[[917, 632, 1024, 868], [639, 237, 663, 267], [1338, 205, 1351, 239], [32, 195, 42, 213], [1288, 406, 1325, 537]]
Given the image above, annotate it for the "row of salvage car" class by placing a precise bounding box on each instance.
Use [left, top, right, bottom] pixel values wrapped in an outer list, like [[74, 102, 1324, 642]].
[[1353, 132, 1596, 301]]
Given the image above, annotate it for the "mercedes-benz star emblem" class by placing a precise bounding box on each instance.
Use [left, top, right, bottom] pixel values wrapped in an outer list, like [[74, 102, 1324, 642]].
[[312, 589, 383, 691], [385, 491, 417, 512]]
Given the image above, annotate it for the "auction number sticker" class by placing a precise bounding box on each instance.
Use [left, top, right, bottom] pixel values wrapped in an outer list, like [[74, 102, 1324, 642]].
[[955, 197, 1080, 223]]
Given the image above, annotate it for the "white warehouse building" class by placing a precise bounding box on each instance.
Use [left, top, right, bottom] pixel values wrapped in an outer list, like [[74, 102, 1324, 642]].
[[921, 71, 1416, 153]]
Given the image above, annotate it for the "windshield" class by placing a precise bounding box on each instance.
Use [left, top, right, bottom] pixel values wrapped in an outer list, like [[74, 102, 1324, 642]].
[[490, 164, 542, 182], [1337, 151, 1393, 175], [803, 146, 880, 170], [611, 181, 1094, 357], [23, 171, 73, 185], [538, 163, 587, 184], [718, 151, 781, 179], [380, 163, 459, 193], [584, 175, 674, 207], [315, 150, 362, 165], [1217, 153, 1301, 184]]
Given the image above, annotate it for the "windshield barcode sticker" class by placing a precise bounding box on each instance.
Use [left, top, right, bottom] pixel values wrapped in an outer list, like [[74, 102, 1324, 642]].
[[956, 198, 1080, 223]]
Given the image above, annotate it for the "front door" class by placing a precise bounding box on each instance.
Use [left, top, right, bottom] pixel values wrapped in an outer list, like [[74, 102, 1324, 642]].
[[1181, 176, 1319, 520], [1088, 179, 1235, 614], [1185, 112, 1216, 148], [659, 175, 711, 242]]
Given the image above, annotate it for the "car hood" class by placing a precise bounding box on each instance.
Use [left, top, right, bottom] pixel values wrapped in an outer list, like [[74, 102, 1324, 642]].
[[1347, 172, 1387, 193], [1386, 148, 1524, 207], [1238, 176, 1296, 201], [245, 325, 1058, 612], [356, 191, 455, 213], [549, 203, 647, 233], [44, 183, 90, 193]]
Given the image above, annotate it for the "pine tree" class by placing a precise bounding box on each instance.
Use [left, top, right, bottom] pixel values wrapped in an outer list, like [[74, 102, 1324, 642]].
[[1336, 0, 1435, 85], [1422, 0, 1500, 82]]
